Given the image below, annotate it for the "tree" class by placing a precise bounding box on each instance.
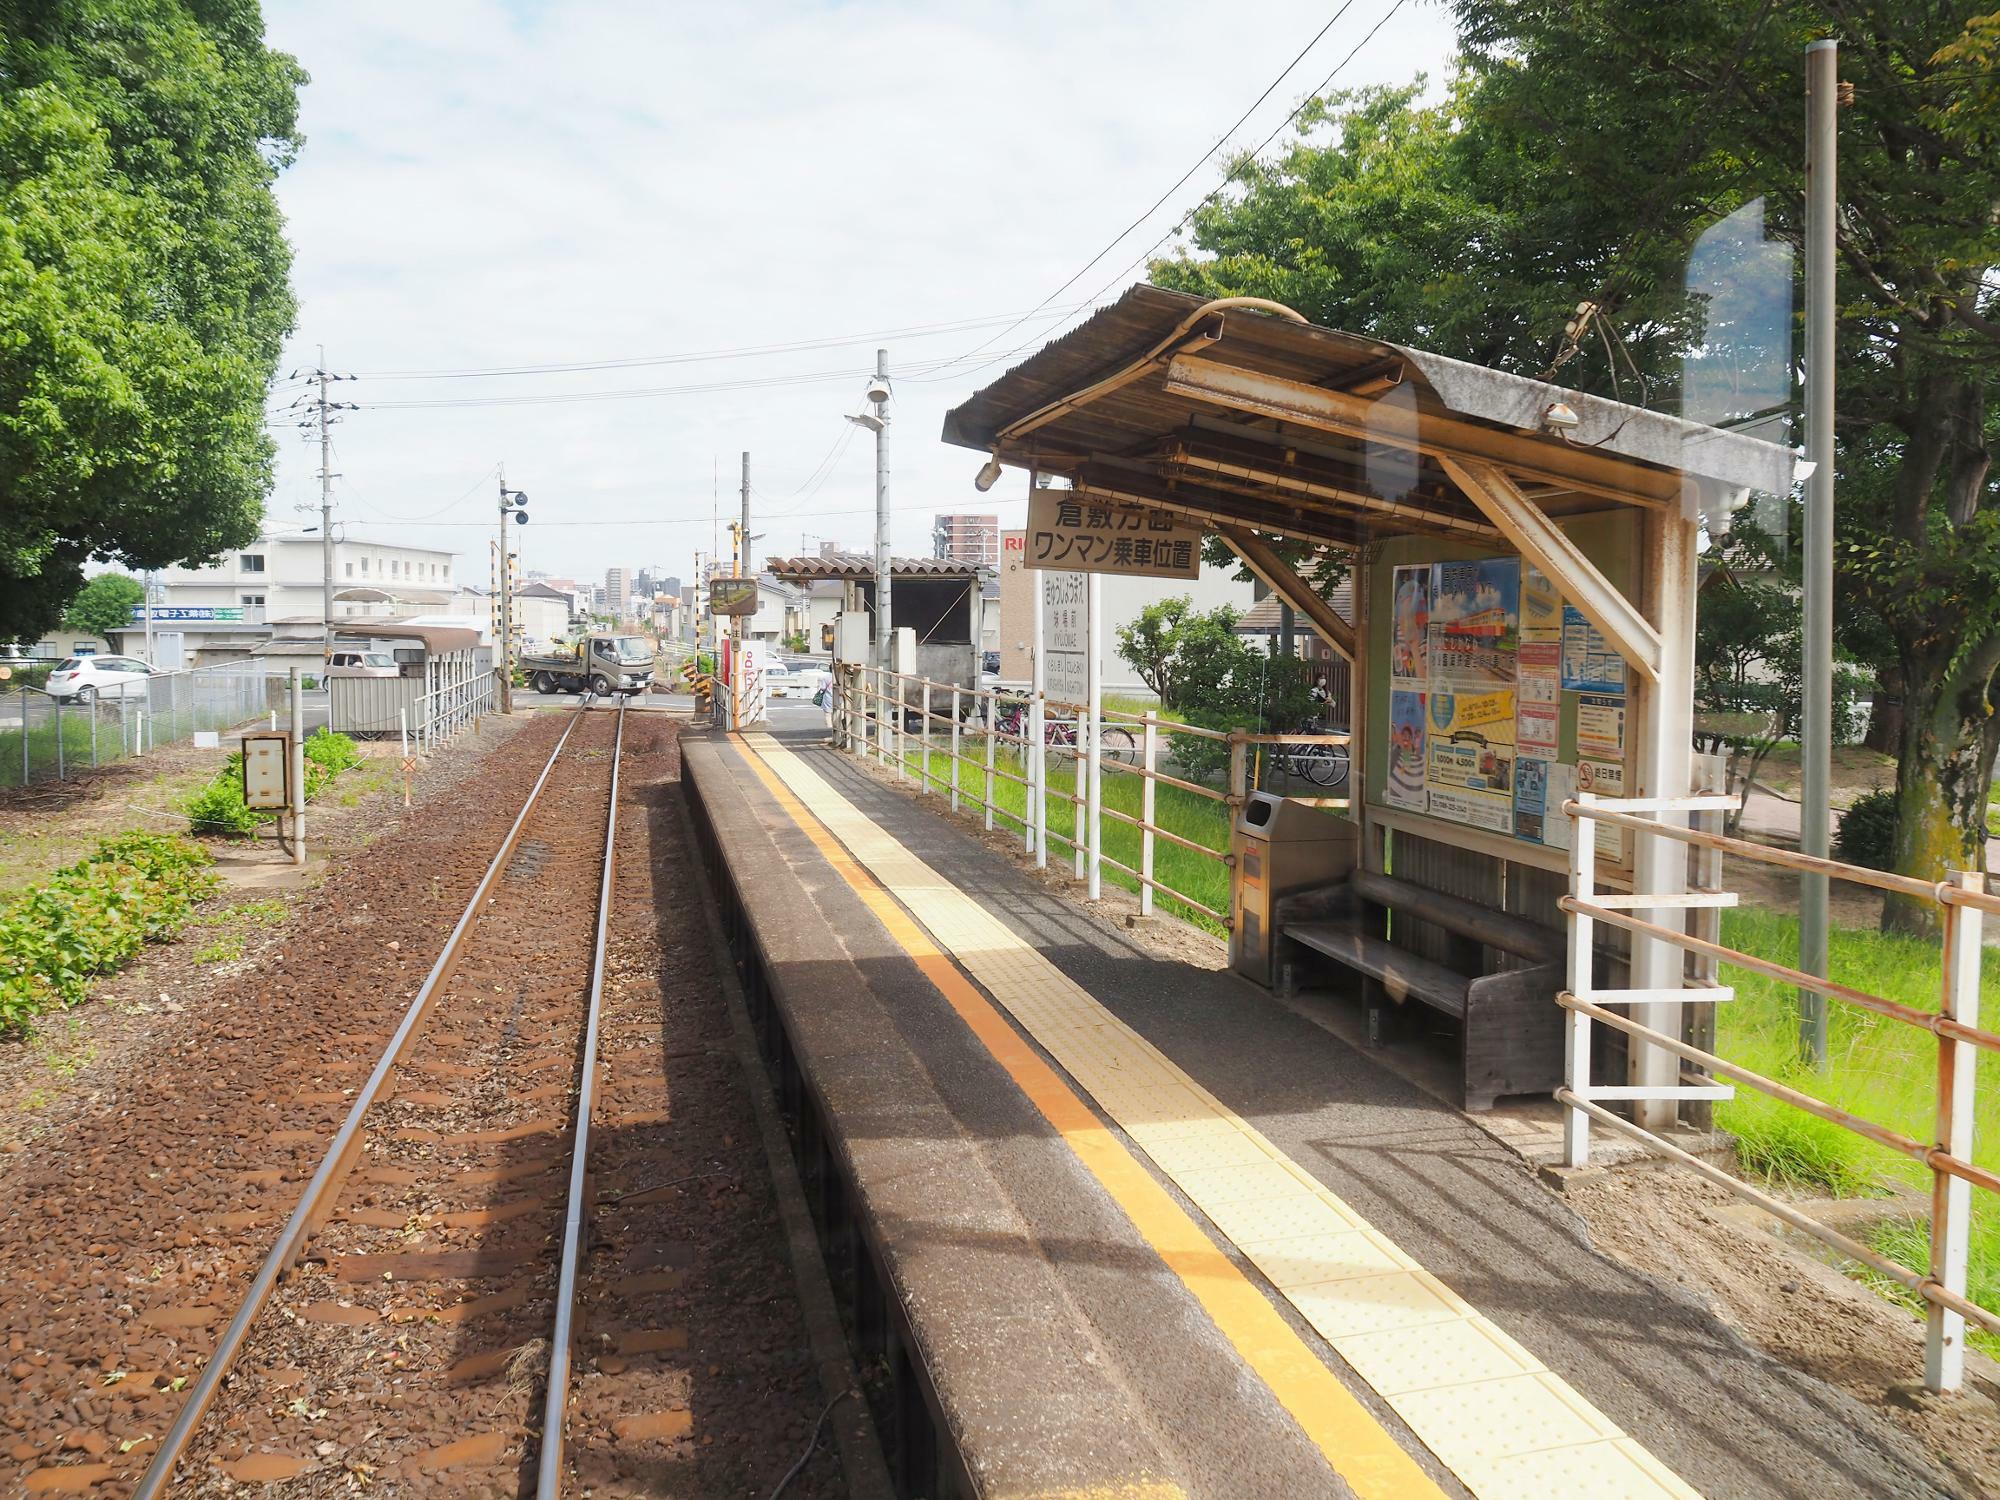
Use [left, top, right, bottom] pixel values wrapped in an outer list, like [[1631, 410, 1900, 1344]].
[[1114, 597, 1196, 705], [62, 572, 144, 638], [1154, 6, 2000, 930], [1695, 563, 1866, 834], [0, 2, 306, 644]]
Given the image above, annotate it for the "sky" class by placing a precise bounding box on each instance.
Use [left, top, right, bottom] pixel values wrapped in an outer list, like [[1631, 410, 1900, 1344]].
[[261, 0, 1462, 591]]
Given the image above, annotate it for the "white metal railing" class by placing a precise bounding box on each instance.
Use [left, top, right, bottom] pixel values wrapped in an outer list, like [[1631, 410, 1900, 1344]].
[[831, 665, 1348, 928], [408, 665, 494, 752], [1562, 789, 2000, 1392]]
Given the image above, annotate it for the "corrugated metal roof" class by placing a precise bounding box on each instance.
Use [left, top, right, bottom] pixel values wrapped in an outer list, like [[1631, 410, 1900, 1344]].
[[940, 285, 1799, 546]]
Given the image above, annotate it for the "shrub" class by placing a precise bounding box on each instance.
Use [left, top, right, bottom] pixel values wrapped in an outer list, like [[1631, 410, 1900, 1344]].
[[185, 760, 263, 836], [1835, 788, 1897, 871], [0, 833, 218, 1032], [304, 727, 361, 773]]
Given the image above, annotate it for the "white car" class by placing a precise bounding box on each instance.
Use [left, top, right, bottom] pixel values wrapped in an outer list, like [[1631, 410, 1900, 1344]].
[[326, 649, 402, 678], [44, 655, 162, 703], [761, 660, 802, 698]]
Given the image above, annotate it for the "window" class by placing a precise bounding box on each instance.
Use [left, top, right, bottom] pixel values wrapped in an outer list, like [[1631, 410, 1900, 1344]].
[[239, 553, 266, 574], [240, 593, 264, 607], [344, 562, 353, 578], [361, 557, 369, 576], [73, 643, 97, 655]]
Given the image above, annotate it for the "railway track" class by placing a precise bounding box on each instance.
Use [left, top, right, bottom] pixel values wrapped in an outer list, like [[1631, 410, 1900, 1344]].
[[135, 699, 627, 1497]]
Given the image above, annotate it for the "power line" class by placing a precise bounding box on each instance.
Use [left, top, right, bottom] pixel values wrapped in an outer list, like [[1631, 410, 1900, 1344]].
[[337, 305, 1093, 382], [905, 0, 1412, 388], [934, 2, 1360, 376]]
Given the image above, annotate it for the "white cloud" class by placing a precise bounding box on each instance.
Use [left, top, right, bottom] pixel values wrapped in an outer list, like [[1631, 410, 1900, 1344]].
[[264, 0, 1459, 585]]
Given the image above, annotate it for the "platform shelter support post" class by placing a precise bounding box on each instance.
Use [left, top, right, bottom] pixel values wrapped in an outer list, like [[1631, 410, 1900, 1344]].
[[1628, 504, 1700, 1128], [1086, 570, 1103, 901], [1928, 868, 1985, 1390]]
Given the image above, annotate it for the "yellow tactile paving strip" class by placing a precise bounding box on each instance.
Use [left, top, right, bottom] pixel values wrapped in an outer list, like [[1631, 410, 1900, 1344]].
[[741, 732, 1700, 1500]]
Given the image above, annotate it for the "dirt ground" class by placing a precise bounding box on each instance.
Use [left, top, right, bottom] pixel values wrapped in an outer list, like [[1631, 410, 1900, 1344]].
[[0, 709, 845, 1496], [1562, 1166, 2000, 1495]]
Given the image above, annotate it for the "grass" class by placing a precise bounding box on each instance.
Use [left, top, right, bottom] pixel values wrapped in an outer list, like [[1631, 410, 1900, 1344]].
[[1715, 906, 2000, 1348], [192, 934, 245, 965], [884, 734, 1235, 930], [0, 711, 125, 788]]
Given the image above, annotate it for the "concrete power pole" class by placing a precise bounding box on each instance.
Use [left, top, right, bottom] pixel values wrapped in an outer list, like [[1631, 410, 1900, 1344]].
[[874, 349, 892, 670], [315, 355, 335, 659], [1800, 39, 1838, 1068], [498, 469, 515, 714]]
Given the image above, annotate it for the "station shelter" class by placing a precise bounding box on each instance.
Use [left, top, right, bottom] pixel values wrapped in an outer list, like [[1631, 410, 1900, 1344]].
[[321, 621, 486, 738], [941, 286, 1801, 1128], [762, 552, 988, 692]]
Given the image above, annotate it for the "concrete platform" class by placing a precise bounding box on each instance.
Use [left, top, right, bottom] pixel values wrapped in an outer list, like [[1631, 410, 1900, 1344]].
[[682, 727, 1953, 1500]]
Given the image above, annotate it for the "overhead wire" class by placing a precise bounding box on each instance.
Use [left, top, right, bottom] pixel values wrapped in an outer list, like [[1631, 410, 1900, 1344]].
[[903, 0, 1413, 389]]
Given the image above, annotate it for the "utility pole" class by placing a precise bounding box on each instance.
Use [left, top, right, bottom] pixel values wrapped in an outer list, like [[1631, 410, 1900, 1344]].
[[497, 471, 530, 713], [315, 351, 335, 659], [1800, 39, 1838, 1069], [873, 350, 892, 669]]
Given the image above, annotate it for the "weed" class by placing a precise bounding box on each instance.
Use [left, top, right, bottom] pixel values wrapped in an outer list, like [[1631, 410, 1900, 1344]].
[[193, 935, 245, 965]]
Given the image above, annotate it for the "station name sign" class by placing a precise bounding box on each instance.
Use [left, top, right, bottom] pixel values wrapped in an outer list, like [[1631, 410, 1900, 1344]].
[[707, 578, 759, 616], [1025, 491, 1202, 580]]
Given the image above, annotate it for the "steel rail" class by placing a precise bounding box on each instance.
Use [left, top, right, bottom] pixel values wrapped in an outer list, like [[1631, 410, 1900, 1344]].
[[134, 703, 597, 1500], [538, 698, 626, 1494]]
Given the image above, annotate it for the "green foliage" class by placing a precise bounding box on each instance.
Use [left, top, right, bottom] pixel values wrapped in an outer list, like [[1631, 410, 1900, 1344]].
[[1157, 5, 2000, 890], [184, 731, 359, 835], [1834, 788, 1899, 872], [303, 726, 360, 773], [0, 3, 307, 642], [61, 573, 144, 637], [0, 830, 217, 1030]]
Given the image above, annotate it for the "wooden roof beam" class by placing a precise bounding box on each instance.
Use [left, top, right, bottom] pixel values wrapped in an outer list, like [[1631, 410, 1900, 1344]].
[[1211, 524, 1356, 663], [1162, 355, 1679, 509], [1440, 456, 1661, 684], [1167, 442, 1500, 541]]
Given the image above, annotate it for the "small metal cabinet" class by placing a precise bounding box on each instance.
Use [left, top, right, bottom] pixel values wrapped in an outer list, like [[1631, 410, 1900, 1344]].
[[240, 731, 292, 810], [1229, 792, 1357, 987]]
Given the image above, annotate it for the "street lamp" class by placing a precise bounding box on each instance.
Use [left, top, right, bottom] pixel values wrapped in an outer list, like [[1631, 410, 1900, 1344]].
[[498, 479, 529, 712]]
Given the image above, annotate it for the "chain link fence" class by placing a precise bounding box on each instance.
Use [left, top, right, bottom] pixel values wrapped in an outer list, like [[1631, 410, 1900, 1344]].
[[0, 663, 276, 789]]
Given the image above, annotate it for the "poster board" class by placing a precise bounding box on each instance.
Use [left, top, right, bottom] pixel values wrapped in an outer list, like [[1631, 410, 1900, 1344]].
[[1365, 517, 1637, 872]]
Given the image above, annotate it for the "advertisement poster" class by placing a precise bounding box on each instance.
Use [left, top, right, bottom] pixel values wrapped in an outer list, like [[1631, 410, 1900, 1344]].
[[1428, 558, 1521, 689], [1391, 565, 1430, 685], [1561, 605, 1626, 693], [1518, 699, 1559, 755], [1385, 690, 1428, 811], [1522, 565, 1563, 643], [1575, 693, 1627, 758], [1426, 689, 1515, 832], [1517, 640, 1560, 705], [1514, 756, 1550, 842]]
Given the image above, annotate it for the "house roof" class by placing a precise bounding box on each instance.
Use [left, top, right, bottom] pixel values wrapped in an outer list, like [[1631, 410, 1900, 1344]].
[[764, 552, 988, 582], [1236, 576, 1353, 632]]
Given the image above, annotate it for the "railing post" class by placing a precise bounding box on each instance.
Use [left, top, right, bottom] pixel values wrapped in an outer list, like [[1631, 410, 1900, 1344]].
[[1227, 729, 1249, 812], [920, 678, 932, 793], [1926, 867, 1985, 1392], [982, 691, 996, 833], [1564, 792, 1599, 1169], [1031, 691, 1048, 869], [1140, 716, 1158, 918], [950, 686, 961, 812], [1073, 709, 1086, 881]]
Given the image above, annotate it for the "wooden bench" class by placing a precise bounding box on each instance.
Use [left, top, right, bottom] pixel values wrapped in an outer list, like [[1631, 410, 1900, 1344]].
[[1280, 870, 1566, 1111]]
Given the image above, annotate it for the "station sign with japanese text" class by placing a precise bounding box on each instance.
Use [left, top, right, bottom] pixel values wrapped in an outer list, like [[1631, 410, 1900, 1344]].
[[1025, 491, 1201, 580]]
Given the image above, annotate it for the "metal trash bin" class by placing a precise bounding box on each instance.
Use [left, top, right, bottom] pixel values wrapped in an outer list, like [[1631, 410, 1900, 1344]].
[[1229, 792, 1357, 987]]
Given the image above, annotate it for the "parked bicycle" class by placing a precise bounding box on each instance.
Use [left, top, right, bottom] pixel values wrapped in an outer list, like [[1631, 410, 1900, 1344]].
[[1271, 722, 1349, 790], [993, 702, 1137, 764]]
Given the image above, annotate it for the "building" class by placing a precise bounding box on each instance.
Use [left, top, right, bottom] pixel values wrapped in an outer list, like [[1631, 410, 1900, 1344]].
[[513, 582, 576, 650], [134, 530, 462, 665], [933, 513, 1000, 566], [604, 567, 632, 619]]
